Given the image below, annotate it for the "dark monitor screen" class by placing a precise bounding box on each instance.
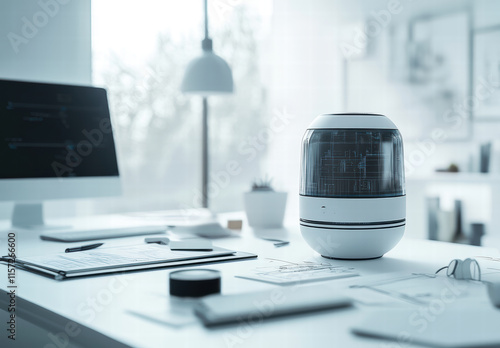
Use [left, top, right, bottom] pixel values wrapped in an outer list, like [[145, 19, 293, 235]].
[[0, 79, 119, 179]]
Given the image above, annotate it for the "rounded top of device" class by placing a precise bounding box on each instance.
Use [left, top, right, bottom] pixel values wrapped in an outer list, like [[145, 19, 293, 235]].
[[307, 113, 398, 130]]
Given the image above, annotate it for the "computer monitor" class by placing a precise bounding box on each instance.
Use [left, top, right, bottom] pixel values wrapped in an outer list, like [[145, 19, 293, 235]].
[[0, 79, 121, 229]]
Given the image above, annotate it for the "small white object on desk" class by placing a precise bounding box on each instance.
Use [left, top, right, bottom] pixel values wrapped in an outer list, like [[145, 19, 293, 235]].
[[144, 237, 170, 245], [169, 221, 232, 238]]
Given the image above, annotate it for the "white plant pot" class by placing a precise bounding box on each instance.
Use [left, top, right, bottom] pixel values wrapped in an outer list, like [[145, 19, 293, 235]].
[[244, 191, 287, 228]]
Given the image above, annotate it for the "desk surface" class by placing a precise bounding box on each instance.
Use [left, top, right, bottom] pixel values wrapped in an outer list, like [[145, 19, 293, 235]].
[[1, 216, 500, 348]]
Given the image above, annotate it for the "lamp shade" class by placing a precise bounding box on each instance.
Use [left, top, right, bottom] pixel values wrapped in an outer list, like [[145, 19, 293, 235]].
[[181, 51, 234, 95]]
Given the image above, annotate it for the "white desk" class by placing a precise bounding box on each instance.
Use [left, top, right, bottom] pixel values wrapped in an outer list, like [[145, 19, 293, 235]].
[[1, 216, 500, 348]]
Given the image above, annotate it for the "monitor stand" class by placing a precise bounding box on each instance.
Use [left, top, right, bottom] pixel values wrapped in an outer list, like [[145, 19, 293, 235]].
[[11, 203, 70, 230]]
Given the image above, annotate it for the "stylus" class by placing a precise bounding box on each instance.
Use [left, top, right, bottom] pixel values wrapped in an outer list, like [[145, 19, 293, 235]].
[[65, 243, 104, 253]]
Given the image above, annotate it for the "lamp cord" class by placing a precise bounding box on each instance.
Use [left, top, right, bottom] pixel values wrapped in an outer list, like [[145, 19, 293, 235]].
[[204, 0, 209, 39], [201, 0, 212, 51]]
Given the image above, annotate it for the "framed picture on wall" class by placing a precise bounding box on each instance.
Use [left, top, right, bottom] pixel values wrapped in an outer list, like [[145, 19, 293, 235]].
[[406, 10, 471, 140], [473, 26, 500, 120]]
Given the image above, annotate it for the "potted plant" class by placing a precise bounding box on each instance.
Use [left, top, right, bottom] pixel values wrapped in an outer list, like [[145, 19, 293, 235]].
[[244, 176, 287, 228]]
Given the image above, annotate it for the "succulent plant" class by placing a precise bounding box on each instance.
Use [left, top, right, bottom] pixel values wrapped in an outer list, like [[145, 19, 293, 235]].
[[251, 175, 274, 192]]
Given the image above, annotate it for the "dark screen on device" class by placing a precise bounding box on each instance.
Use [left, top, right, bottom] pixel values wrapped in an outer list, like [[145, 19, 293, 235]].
[[0, 80, 119, 179]]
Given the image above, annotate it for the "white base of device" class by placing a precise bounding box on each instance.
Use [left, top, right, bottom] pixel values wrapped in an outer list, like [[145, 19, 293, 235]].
[[299, 195, 405, 259], [300, 224, 405, 260]]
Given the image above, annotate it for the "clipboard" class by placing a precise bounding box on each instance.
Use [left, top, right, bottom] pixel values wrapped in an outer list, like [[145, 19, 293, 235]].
[[1, 244, 257, 280]]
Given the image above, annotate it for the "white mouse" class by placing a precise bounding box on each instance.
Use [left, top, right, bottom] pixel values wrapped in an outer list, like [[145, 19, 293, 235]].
[[169, 221, 232, 238]]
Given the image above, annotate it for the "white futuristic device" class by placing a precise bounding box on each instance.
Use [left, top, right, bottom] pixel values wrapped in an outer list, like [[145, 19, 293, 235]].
[[299, 113, 406, 259]]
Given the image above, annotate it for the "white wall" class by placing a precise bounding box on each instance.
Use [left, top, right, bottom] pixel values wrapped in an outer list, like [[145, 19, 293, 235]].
[[0, 0, 92, 220], [0, 0, 91, 84], [266, 0, 347, 218]]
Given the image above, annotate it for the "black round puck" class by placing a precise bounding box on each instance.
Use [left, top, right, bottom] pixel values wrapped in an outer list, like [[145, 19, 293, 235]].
[[169, 269, 221, 298]]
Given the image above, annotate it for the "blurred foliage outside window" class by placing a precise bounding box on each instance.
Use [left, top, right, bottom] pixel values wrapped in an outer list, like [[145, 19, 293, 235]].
[[92, 3, 269, 213]]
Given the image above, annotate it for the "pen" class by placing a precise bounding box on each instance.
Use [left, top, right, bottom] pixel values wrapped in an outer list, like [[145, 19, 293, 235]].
[[65, 243, 104, 253]]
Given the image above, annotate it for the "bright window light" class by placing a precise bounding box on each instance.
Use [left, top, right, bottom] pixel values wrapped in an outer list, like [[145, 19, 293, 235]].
[[91, 0, 272, 214]]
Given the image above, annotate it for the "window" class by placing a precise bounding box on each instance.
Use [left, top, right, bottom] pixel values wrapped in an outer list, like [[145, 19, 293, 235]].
[[91, 0, 272, 213]]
